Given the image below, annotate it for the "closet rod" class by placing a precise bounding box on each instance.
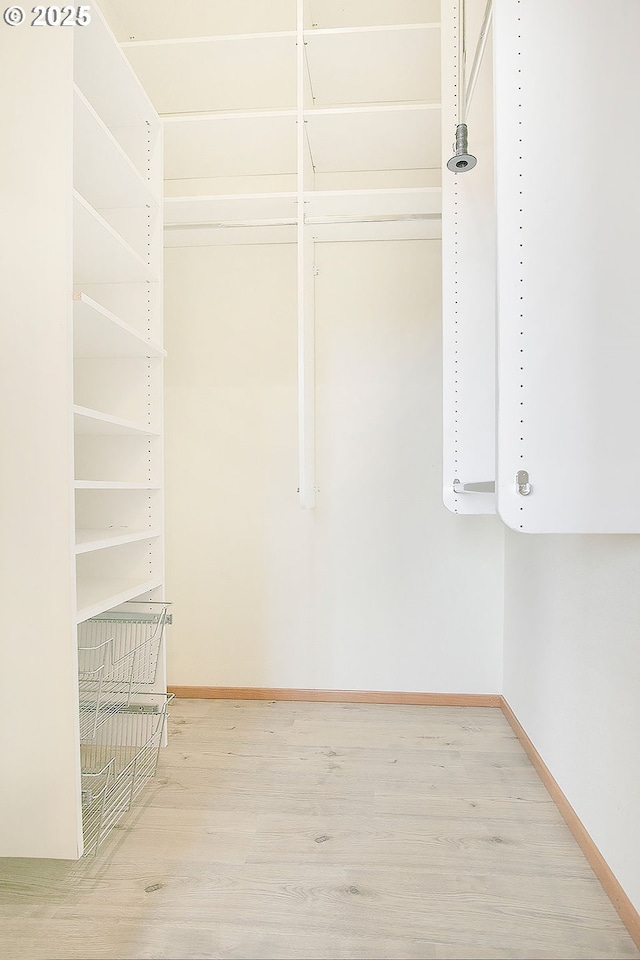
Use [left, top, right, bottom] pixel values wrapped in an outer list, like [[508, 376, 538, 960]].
[[464, 0, 493, 117]]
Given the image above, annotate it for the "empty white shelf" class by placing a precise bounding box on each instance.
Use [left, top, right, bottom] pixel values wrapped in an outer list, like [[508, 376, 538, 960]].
[[310, 218, 442, 242], [305, 104, 441, 173], [164, 193, 298, 227], [74, 480, 162, 490], [123, 33, 297, 114], [73, 405, 160, 437], [76, 576, 164, 623], [75, 529, 161, 554], [109, 4, 295, 42], [73, 87, 160, 210], [306, 1, 441, 30], [164, 223, 298, 248], [303, 187, 442, 220], [74, 4, 157, 131], [163, 111, 296, 182], [73, 192, 158, 284], [304, 24, 440, 107], [163, 188, 443, 243], [73, 294, 165, 359]]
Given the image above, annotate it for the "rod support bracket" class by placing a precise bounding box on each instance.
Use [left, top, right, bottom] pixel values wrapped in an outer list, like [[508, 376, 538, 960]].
[[447, 123, 477, 173]]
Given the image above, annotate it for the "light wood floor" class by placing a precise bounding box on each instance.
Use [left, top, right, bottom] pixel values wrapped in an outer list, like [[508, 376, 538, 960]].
[[0, 699, 638, 960]]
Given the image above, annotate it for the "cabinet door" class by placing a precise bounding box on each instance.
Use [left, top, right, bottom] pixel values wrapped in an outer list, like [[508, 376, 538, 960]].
[[495, 0, 640, 532]]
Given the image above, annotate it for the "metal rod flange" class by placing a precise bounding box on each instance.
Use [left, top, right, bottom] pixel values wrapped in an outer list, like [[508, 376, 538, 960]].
[[447, 123, 477, 173]]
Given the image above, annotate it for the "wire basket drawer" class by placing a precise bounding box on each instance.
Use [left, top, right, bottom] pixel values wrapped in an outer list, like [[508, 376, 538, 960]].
[[81, 694, 172, 857], [78, 601, 168, 686], [77, 601, 169, 742]]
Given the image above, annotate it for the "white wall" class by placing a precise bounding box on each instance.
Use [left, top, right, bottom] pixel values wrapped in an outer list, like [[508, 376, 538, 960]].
[[164, 239, 504, 692], [503, 532, 640, 913]]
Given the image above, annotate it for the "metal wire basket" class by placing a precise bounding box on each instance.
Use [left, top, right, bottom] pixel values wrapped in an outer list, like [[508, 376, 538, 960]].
[[77, 601, 170, 742], [81, 693, 173, 857]]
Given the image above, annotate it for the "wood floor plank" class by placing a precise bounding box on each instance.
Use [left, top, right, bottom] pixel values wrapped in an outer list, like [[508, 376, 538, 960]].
[[373, 791, 559, 823], [0, 699, 637, 960]]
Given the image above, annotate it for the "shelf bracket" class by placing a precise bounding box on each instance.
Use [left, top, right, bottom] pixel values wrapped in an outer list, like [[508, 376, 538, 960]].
[[453, 479, 496, 494]]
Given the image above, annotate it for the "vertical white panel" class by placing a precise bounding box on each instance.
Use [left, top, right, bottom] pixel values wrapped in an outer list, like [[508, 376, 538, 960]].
[[442, 0, 496, 514], [495, 0, 640, 532], [0, 27, 82, 857]]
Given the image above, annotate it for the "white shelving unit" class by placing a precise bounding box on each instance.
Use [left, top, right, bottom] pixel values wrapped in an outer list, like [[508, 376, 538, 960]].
[[0, 3, 164, 859], [71, 0, 165, 643], [141, 4, 442, 247], [110, 0, 441, 505]]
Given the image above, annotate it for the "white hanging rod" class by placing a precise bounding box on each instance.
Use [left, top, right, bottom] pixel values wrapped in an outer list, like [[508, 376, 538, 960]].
[[463, 0, 493, 119]]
